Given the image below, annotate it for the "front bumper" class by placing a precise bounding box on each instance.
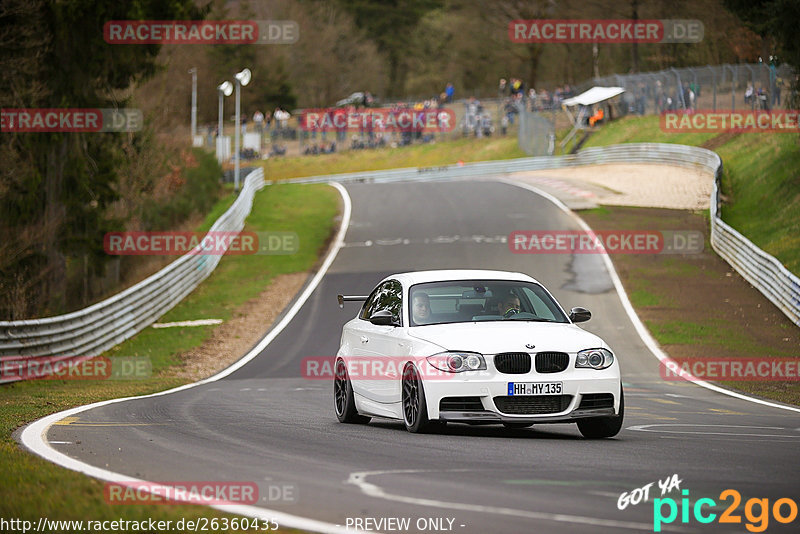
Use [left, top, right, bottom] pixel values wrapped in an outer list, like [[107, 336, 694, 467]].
[[438, 405, 616, 424], [422, 363, 621, 423]]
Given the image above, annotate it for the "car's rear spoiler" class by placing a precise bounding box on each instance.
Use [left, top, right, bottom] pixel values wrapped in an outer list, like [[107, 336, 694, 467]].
[[337, 294, 368, 308]]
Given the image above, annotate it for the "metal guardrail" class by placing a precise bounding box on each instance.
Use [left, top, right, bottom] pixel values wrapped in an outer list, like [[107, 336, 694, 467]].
[[3, 143, 797, 383], [283, 143, 799, 327], [709, 181, 800, 327], [0, 168, 266, 381]]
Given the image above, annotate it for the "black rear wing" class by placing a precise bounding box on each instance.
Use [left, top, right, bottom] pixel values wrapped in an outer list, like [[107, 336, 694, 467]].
[[337, 294, 368, 309]]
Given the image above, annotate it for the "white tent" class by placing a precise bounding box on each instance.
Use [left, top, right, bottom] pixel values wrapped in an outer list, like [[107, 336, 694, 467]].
[[561, 86, 626, 148], [562, 86, 625, 107]]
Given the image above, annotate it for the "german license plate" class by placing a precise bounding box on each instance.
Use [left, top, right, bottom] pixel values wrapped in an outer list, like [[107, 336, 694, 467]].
[[508, 382, 563, 396]]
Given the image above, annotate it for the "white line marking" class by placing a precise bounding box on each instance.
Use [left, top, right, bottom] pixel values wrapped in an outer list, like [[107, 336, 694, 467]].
[[20, 182, 356, 534], [627, 424, 799, 438], [503, 179, 800, 415], [347, 469, 656, 531], [658, 435, 799, 443], [151, 319, 223, 328], [346, 235, 508, 248], [48, 441, 72, 444], [589, 491, 625, 498]]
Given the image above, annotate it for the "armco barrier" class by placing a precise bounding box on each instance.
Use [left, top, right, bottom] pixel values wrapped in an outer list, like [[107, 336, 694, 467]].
[[0, 168, 265, 382], [283, 143, 799, 327], [3, 144, 797, 383]]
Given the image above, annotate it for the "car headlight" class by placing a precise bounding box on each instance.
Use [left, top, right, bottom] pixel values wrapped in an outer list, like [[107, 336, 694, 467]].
[[575, 348, 614, 370], [427, 352, 487, 373]]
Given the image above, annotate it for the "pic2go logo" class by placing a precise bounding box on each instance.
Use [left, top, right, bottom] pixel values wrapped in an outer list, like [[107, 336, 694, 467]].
[[653, 489, 798, 532]]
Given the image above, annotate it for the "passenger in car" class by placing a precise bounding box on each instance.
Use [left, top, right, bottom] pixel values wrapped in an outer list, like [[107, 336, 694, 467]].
[[412, 292, 433, 324]]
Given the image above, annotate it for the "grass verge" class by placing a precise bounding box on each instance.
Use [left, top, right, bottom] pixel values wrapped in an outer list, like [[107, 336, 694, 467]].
[[105, 183, 339, 372], [578, 115, 800, 275], [1, 182, 339, 530], [262, 135, 523, 181]]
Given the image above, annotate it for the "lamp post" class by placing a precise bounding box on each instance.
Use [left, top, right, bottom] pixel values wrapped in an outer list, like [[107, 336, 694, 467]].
[[189, 68, 197, 139], [234, 68, 252, 192], [216, 81, 233, 162]]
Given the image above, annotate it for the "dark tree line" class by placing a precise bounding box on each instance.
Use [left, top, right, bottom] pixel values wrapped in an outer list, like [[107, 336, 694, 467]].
[[0, 0, 206, 319]]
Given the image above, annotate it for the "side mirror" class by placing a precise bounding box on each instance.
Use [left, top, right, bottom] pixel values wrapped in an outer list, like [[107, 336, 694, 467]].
[[569, 307, 591, 323], [369, 309, 399, 326]]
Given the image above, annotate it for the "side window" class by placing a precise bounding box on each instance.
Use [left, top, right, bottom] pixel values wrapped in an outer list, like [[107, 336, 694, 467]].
[[359, 280, 402, 324], [359, 286, 382, 320], [382, 280, 402, 324]]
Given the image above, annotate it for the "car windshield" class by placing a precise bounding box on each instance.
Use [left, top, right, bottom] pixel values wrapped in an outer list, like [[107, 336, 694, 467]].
[[409, 280, 569, 326]]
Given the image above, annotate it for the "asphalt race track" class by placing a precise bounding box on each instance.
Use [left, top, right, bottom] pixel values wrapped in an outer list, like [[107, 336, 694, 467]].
[[41, 179, 800, 533]]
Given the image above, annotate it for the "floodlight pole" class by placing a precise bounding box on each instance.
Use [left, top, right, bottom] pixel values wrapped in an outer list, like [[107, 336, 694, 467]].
[[216, 82, 232, 162], [234, 79, 241, 191], [218, 89, 224, 148], [233, 69, 251, 192], [189, 68, 197, 139]]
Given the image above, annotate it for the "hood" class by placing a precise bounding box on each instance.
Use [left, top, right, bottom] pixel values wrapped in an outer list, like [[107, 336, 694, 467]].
[[407, 321, 606, 354]]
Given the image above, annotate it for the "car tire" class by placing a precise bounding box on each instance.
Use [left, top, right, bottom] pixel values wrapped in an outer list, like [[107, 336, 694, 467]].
[[577, 387, 624, 439], [334, 358, 370, 424], [402, 363, 432, 433], [502, 422, 534, 429]]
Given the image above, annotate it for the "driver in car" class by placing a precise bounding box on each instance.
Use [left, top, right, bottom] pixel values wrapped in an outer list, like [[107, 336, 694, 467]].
[[412, 292, 433, 324], [497, 293, 521, 317]]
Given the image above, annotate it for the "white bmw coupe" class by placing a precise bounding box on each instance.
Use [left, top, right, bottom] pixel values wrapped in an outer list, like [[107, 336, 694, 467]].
[[334, 270, 623, 438]]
